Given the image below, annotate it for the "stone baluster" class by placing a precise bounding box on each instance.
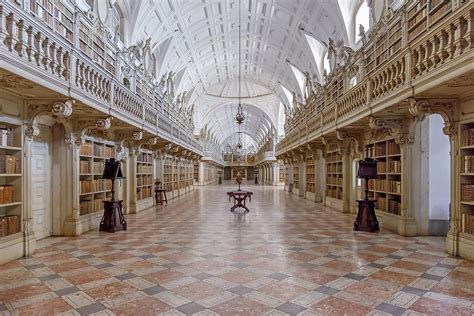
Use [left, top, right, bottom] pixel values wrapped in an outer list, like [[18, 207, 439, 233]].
[[26, 25, 33, 62], [5, 13, 14, 51], [14, 19, 25, 57], [33, 31, 41, 66]]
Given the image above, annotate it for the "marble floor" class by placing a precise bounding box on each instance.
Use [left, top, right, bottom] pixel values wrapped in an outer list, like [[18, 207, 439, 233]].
[[0, 184, 473, 316]]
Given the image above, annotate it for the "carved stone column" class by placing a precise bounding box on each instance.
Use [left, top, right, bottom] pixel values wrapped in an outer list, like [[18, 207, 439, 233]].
[[62, 134, 81, 236]]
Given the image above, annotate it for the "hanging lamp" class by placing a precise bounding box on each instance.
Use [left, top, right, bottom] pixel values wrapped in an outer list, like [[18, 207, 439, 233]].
[[234, 0, 245, 125]]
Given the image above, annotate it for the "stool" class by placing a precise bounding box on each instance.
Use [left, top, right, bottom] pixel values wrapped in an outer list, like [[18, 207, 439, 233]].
[[155, 189, 167, 205]]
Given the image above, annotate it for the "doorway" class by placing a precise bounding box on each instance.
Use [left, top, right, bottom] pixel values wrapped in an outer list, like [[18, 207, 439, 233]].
[[31, 124, 52, 240], [427, 114, 450, 235]]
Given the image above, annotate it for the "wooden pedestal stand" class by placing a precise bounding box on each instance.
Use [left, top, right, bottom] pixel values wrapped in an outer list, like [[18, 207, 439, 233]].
[[99, 159, 127, 233], [354, 159, 379, 232]]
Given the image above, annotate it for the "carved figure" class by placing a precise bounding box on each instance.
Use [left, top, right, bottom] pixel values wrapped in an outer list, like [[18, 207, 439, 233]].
[[359, 24, 367, 44], [166, 71, 175, 99], [303, 71, 313, 99], [327, 37, 337, 72]]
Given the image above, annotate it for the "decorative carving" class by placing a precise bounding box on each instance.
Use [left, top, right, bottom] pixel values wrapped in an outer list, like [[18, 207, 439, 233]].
[[408, 98, 457, 137], [52, 100, 74, 118], [132, 131, 143, 141], [0, 74, 34, 88], [96, 117, 112, 130], [368, 116, 402, 136], [24, 124, 40, 142]]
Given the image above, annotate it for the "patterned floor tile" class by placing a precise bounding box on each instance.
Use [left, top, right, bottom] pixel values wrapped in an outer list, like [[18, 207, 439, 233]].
[[0, 184, 472, 315]]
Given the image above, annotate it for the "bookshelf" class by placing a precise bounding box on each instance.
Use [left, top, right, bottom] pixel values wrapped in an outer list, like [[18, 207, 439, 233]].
[[0, 122, 23, 239], [30, 0, 74, 43], [79, 139, 115, 216], [292, 161, 300, 192], [407, 0, 428, 42], [178, 162, 186, 195], [172, 159, 179, 196], [326, 150, 343, 200], [163, 156, 173, 193], [306, 156, 316, 195], [136, 150, 153, 201], [279, 161, 285, 184], [194, 161, 199, 183], [460, 122, 474, 237], [365, 139, 402, 216], [186, 161, 194, 190]]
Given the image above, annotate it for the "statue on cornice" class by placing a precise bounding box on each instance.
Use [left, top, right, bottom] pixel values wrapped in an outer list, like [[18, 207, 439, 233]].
[[339, 46, 355, 67], [358, 24, 367, 45], [166, 71, 175, 99], [158, 74, 166, 93], [303, 71, 313, 100], [327, 38, 338, 73]]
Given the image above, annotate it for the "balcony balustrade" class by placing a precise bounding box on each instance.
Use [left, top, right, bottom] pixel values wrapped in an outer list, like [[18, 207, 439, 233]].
[[277, 0, 474, 155], [0, 2, 201, 154]]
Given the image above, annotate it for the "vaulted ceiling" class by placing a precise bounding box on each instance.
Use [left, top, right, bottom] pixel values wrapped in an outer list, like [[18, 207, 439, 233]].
[[115, 0, 359, 150]]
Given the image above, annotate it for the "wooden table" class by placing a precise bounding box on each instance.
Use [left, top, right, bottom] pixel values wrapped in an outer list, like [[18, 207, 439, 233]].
[[227, 190, 253, 212]]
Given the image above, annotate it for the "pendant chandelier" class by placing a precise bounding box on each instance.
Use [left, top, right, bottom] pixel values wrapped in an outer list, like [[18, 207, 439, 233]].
[[234, 0, 245, 125]]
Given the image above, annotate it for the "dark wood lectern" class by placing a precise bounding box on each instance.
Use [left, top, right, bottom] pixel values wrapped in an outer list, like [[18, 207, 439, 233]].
[[354, 158, 379, 232], [100, 159, 127, 232]]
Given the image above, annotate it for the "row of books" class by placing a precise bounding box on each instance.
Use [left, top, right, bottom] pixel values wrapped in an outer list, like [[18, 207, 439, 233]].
[[80, 180, 112, 194], [306, 183, 316, 193], [462, 155, 474, 173], [138, 153, 153, 163], [80, 161, 108, 174], [366, 142, 401, 157], [80, 143, 115, 158], [461, 184, 474, 202], [137, 187, 152, 200], [0, 128, 15, 147], [327, 176, 342, 186], [327, 164, 342, 173], [461, 213, 474, 234], [326, 153, 342, 162], [0, 154, 20, 174], [137, 175, 153, 186], [376, 161, 401, 174], [327, 187, 342, 199], [461, 128, 474, 147], [369, 179, 401, 193], [137, 164, 153, 174], [79, 197, 104, 215], [0, 215, 21, 237], [0, 185, 14, 204]]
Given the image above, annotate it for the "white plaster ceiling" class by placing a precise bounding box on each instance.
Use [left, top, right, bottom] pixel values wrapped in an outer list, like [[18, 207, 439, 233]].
[[118, 0, 352, 148]]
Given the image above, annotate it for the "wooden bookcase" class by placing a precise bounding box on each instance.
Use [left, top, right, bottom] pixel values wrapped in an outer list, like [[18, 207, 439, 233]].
[[365, 139, 402, 215], [163, 157, 173, 193], [79, 139, 115, 216], [186, 162, 194, 189], [292, 162, 300, 191], [279, 161, 285, 184], [0, 122, 23, 240], [136, 150, 153, 201], [178, 162, 186, 195], [194, 161, 199, 183], [30, 0, 74, 43], [306, 156, 316, 194], [172, 159, 179, 196], [407, 0, 428, 42], [326, 150, 343, 200], [460, 121, 474, 237]]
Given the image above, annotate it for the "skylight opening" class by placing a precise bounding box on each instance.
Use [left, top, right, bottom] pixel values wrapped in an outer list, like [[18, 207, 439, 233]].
[[356, 2, 370, 42], [281, 85, 293, 107], [289, 64, 305, 96]]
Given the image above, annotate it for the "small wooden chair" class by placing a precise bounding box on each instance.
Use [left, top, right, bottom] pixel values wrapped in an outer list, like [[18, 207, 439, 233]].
[[155, 188, 167, 205], [154, 180, 167, 205]]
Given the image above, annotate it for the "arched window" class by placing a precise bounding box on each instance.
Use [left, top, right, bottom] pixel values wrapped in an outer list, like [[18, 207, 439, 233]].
[[323, 51, 331, 76], [355, 1, 370, 42]]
